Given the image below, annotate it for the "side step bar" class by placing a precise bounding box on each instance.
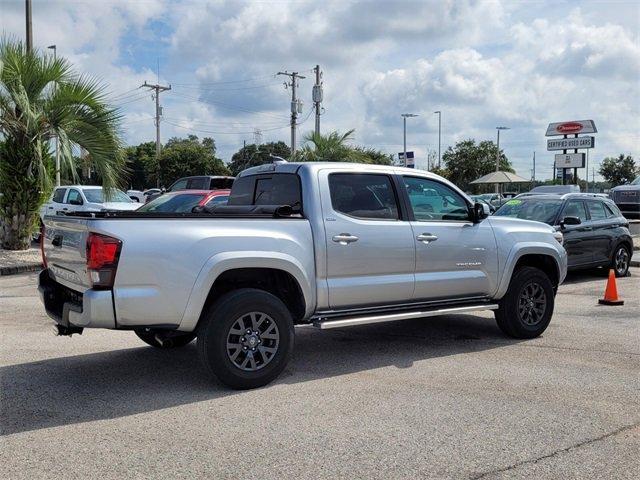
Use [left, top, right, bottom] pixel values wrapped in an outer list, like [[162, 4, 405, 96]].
[[313, 304, 499, 330]]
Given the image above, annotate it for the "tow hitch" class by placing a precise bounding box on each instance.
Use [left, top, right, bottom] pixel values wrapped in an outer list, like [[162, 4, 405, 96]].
[[54, 325, 84, 336]]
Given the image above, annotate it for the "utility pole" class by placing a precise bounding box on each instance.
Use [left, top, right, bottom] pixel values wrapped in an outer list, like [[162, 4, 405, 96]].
[[434, 111, 441, 168], [495, 126, 510, 193], [532, 151, 536, 183], [312, 65, 323, 136], [141, 81, 171, 187], [585, 149, 589, 192], [25, 0, 33, 52], [278, 71, 305, 153]]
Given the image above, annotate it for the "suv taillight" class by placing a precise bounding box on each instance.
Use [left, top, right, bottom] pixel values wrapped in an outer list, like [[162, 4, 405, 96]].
[[86, 233, 122, 289], [40, 223, 47, 269]]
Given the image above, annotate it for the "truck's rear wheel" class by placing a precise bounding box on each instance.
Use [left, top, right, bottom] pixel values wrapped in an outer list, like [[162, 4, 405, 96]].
[[494, 266, 554, 339], [135, 329, 195, 348], [197, 288, 294, 390]]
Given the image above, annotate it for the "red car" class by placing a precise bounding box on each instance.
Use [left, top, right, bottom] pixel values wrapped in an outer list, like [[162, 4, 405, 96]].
[[137, 189, 230, 213]]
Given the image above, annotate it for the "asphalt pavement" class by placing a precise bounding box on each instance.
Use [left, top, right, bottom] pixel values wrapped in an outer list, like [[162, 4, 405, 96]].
[[1, 270, 639, 479]]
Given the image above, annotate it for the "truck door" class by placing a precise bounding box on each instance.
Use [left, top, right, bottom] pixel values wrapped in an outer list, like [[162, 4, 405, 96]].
[[320, 170, 416, 308], [400, 175, 498, 301]]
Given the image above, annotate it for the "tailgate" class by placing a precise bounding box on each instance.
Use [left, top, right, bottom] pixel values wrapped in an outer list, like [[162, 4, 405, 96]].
[[43, 216, 92, 292]]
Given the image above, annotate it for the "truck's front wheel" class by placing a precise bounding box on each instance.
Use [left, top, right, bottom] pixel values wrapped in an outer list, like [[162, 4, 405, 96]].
[[494, 266, 555, 339], [197, 289, 294, 390]]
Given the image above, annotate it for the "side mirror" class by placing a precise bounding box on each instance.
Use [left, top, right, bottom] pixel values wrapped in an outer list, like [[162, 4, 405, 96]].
[[560, 216, 581, 228], [473, 202, 490, 222], [69, 198, 83, 206]]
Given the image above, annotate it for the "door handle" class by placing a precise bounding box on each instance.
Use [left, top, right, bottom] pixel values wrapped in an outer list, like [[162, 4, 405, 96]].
[[62, 207, 68, 211], [416, 233, 438, 243], [332, 233, 359, 245]]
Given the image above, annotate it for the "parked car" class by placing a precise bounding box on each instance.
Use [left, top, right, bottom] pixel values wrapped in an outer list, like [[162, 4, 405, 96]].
[[609, 176, 640, 219], [39, 162, 567, 389], [524, 185, 580, 196], [146, 175, 235, 202], [470, 195, 497, 213], [40, 186, 140, 219], [137, 190, 230, 213], [494, 193, 633, 276]]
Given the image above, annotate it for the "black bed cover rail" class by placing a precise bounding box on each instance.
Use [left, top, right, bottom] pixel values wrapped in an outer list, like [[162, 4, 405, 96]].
[[59, 204, 303, 220]]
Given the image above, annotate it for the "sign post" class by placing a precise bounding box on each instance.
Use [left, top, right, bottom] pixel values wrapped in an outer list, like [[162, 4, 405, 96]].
[[546, 120, 597, 186], [397, 151, 415, 168]]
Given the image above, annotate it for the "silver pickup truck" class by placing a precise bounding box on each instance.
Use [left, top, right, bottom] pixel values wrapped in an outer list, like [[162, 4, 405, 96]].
[[39, 162, 567, 389]]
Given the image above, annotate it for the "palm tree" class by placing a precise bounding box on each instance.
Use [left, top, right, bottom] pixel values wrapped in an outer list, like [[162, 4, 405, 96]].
[[293, 129, 392, 165], [0, 39, 125, 249]]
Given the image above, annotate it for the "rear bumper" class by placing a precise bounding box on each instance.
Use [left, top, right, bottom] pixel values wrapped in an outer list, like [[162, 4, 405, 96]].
[[38, 269, 116, 329]]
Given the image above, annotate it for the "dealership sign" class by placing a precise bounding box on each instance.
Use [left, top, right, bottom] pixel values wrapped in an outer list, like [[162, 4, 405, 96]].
[[545, 120, 597, 137], [555, 153, 585, 169], [398, 151, 415, 168], [547, 136, 595, 151]]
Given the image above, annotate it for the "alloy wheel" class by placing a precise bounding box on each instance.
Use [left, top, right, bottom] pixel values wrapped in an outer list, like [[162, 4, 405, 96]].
[[614, 247, 629, 276], [517, 281, 547, 326], [226, 312, 280, 371]]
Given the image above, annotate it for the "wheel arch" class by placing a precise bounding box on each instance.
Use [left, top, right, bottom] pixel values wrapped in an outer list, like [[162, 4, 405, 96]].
[[495, 245, 565, 299], [178, 252, 314, 332]]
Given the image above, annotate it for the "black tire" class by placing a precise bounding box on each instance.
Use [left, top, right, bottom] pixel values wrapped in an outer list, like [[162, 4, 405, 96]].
[[134, 329, 196, 348], [197, 288, 294, 390], [495, 266, 555, 339], [611, 244, 631, 278]]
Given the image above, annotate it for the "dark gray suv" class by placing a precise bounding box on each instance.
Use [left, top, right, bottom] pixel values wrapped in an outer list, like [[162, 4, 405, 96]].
[[495, 193, 633, 277]]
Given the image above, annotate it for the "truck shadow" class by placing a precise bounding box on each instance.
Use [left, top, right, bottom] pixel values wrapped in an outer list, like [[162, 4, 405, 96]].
[[1, 314, 521, 436]]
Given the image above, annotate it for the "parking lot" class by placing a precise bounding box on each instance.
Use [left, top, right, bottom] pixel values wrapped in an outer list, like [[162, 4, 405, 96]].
[[1, 270, 639, 479]]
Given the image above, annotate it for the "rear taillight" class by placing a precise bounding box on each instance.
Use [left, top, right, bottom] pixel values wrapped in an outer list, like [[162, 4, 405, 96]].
[[40, 224, 47, 269], [86, 233, 122, 289]]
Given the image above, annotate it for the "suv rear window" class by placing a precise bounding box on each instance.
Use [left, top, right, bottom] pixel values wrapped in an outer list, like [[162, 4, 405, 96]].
[[228, 174, 301, 209]]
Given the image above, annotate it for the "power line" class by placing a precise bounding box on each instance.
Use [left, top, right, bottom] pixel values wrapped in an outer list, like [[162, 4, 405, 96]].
[[169, 91, 290, 120], [163, 119, 290, 135]]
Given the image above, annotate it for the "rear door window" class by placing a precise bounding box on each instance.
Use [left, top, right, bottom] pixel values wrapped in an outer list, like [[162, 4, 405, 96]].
[[210, 177, 234, 189], [329, 173, 399, 220], [587, 201, 607, 221], [52, 188, 67, 203]]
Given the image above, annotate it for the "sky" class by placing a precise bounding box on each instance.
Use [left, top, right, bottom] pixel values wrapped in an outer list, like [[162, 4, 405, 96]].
[[2, 0, 639, 180]]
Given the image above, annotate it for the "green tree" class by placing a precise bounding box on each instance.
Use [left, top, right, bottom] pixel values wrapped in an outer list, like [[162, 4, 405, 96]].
[[0, 40, 125, 250], [442, 139, 513, 191], [293, 130, 392, 165], [158, 135, 230, 187], [599, 154, 637, 186], [228, 141, 291, 175], [123, 141, 155, 189]]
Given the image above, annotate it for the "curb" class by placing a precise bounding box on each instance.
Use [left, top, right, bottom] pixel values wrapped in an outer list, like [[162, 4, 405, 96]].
[[0, 263, 43, 276]]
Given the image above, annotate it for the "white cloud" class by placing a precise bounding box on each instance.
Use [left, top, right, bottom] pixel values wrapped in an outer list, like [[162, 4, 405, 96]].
[[1, 0, 638, 180]]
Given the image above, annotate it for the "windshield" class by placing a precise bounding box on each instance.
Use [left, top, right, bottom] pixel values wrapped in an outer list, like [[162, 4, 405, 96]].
[[83, 188, 133, 203], [494, 198, 563, 225], [137, 193, 206, 213], [631, 177, 640, 185]]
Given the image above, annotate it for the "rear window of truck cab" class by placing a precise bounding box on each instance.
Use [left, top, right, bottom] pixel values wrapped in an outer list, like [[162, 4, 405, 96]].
[[228, 173, 301, 209]]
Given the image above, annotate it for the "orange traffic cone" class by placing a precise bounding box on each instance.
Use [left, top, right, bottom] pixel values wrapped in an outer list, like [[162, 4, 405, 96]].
[[598, 269, 624, 306]]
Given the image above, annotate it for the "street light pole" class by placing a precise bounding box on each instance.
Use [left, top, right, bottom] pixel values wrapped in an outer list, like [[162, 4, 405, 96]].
[[25, 0, 33, 52], [434, 111, 441, 169], [495, 126, 510, 193], [48, 45, 60, 186], [401, 113, 418, 167]]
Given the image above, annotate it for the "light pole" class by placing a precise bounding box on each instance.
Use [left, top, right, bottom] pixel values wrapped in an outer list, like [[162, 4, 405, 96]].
[[434, 111, 441, 169], [401, 113, 418, 167], [495, 126, 510, 193], [48, 45, 60, 187]]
